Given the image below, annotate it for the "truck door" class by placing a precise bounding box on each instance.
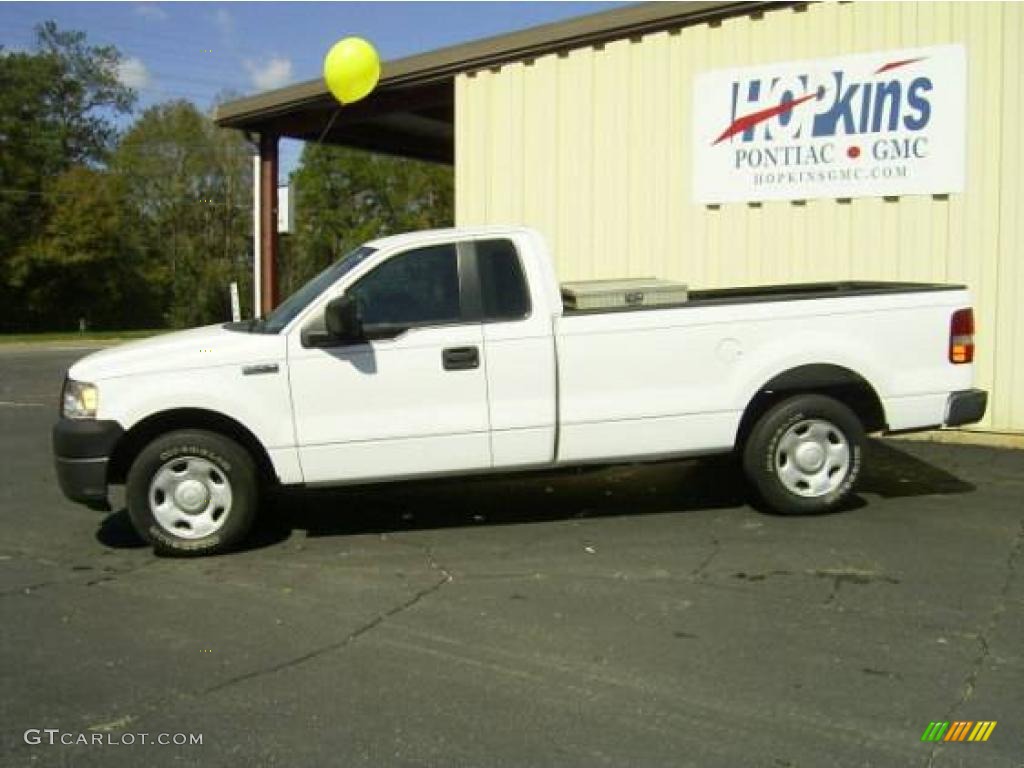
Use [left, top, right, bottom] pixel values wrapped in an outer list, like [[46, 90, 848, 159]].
[[287, 243, 491, 484], [471, 238, 558, 468]]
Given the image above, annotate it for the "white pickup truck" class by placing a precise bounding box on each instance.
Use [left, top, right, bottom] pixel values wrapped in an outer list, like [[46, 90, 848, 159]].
[[53, 226, 986, 555]]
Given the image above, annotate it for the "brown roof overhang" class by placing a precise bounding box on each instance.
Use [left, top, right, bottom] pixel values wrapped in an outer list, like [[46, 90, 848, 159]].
[[214, 1, 793, 163]]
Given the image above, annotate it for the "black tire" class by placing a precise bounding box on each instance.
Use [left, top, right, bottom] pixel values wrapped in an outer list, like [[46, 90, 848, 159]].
[[742, 394, 864, 515], [126, 429, 258, 556]]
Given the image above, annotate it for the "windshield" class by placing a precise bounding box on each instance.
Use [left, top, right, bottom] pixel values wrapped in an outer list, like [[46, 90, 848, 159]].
[[256, 246, 376, 334]]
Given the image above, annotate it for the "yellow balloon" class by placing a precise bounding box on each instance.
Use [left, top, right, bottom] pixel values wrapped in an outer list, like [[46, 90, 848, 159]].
[[323, 37, 381, 105]]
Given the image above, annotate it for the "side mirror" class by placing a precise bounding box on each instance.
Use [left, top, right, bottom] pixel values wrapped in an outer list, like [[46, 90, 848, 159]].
[[324, 294, 364, 342]]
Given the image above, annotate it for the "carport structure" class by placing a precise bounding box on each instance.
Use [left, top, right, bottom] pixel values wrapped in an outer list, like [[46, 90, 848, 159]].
[[213, 1, 771, 315]]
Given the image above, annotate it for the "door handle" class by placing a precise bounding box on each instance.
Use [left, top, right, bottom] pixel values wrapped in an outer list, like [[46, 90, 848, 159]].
[[442, 346, 479, 371]]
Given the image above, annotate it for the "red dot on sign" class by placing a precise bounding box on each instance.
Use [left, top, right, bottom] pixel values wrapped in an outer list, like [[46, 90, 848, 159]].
[[847, 146, 861, 159]]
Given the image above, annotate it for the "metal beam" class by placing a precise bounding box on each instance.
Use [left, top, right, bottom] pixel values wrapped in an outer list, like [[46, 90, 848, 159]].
[[305, 123, 453, 164], [252, 154, 261, 317], [259, 133, 279, 314], [249, 81, 452, 141]]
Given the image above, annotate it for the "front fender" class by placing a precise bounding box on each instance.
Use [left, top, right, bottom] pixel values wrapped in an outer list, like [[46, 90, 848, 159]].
[[94, 364, 301, 483]]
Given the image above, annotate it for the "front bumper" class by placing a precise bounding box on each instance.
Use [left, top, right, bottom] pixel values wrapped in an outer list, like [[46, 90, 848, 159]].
[[55, 457, 112, 511], [945, 388, 988, 428], [52, 419, 125, 511]]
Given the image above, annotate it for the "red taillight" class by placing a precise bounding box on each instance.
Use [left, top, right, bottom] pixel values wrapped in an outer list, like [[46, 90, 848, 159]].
[[949, 308, 975, 364]]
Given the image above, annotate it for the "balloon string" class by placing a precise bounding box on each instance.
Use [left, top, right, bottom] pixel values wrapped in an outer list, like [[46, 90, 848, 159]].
[[316, 107, 342, 145]]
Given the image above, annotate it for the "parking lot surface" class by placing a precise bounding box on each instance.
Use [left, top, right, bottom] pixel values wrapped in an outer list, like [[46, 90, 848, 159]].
[[1, 346, 1022, 767]]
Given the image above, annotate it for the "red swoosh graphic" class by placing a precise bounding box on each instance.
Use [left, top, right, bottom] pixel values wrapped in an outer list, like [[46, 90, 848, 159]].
[[874, 56, 926, 74], [713, 92, 818, 145]]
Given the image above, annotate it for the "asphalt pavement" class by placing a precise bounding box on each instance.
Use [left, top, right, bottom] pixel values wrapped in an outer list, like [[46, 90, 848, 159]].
[[1, 346, 1021, 767]]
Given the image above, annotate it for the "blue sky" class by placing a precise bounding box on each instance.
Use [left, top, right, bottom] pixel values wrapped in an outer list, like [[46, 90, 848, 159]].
[[1, 1, 628, 178]]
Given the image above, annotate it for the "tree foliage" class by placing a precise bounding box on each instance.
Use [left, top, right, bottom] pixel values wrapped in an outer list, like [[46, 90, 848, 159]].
[[0, 22, 135, 331], [33, 21, 136, 164], [113, 100, 253, 327], [1, 23, 455, 333], [11, 167, 160, 329], [0, 50, 63, 310]]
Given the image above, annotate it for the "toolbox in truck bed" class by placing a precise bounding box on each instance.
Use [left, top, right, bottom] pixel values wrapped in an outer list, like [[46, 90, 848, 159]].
[[560, 278, 689, 311]]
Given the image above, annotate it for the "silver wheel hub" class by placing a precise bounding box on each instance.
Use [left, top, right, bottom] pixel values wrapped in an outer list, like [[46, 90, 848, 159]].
[[775, 418, 851, 498], [174, 479, 210, 513], [149, 456, 233, 539], [794, 442, 826, 473]]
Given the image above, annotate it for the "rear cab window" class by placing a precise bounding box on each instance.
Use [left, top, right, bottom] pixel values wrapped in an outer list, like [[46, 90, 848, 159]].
[[476, 239, 531, 322]]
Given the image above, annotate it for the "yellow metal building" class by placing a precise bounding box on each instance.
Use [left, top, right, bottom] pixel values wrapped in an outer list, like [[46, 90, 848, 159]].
[[217, 1, 1023, 437], [456, 1, 1023, 437]]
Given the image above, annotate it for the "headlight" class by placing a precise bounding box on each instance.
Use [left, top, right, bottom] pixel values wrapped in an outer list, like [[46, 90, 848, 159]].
[[62, 379, 99, 419]]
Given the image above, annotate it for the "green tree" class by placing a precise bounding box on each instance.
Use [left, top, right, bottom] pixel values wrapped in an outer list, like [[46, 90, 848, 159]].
[[0, 23, 135, 331], [113, 100, 253, 327], [11, 167, 159, 329], [287, 143, 453, 296], [0, 50, 62, 327], [34, 21, 136, 164]]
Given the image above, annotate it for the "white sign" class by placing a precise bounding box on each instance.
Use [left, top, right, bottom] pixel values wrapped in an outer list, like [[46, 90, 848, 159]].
[[693, 45, 966, 203], [229, 281, 241, 322], [277, 184, 295, 234]]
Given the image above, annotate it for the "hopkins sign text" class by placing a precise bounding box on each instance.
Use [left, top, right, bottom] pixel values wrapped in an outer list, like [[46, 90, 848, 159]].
[[692, 45, 966, 203]]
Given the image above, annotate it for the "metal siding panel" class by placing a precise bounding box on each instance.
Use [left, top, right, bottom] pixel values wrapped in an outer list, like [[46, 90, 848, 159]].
[[561, 46, 593, 280], [506, 62, 526, 223], [1013, 3, 1024, 430], [678, 22, 710, 288], [558, 47, 596, 280], [455, 2, 1021, 432], [523, 55, 559, 252], [970, 5, 1004, 430], [487, 67, 513, 224], [996, 3, 1022, 431], [626, 36, 646, 278], [628, 32, 664, 280], [648, 31, 673, 283], [592, 38, 631, 280], [745, 15, 767, 285], [716, 16, 750, 286]]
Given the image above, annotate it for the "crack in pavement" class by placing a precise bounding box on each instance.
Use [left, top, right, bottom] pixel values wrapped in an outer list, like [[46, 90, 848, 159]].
[[819, 569, 900, 606], [201, 540, 453, 696], [690, 535, 721, 580], [926, 520, 1023, 768], [33, 539, 455, 729], [729, 567, 901, 608]]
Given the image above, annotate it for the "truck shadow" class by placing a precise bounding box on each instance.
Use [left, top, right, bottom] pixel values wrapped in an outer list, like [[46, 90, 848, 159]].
[[275, 456, 746, 543], [96, 438, 976, 552], [859, 439, 976, 498], [260, 437, 976, 547]]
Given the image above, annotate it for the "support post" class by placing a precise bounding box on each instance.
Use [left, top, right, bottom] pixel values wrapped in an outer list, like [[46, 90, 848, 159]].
[[259, 132, 280, 315], [252, 154, 261, 318]]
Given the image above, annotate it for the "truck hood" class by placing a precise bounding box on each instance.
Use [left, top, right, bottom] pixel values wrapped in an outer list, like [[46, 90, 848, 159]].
[[68, 323, 286, 382]]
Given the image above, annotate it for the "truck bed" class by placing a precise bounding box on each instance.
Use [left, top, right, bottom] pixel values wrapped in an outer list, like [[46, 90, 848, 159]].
[[561, 280, 964, 315]]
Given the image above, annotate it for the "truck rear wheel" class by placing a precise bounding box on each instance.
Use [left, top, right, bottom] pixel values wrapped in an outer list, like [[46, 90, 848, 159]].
[[742, 394, 864, 515], [126, 429, 258, 556]]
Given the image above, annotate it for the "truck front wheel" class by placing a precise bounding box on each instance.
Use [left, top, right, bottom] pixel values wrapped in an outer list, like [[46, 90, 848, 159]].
[[742, 394, 864, 515], [126, 429, 258, 556]]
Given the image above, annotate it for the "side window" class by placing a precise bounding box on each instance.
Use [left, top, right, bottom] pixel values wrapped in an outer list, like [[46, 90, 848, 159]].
[[348, 244, 461, 327], [477, 239, 530, 321]]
